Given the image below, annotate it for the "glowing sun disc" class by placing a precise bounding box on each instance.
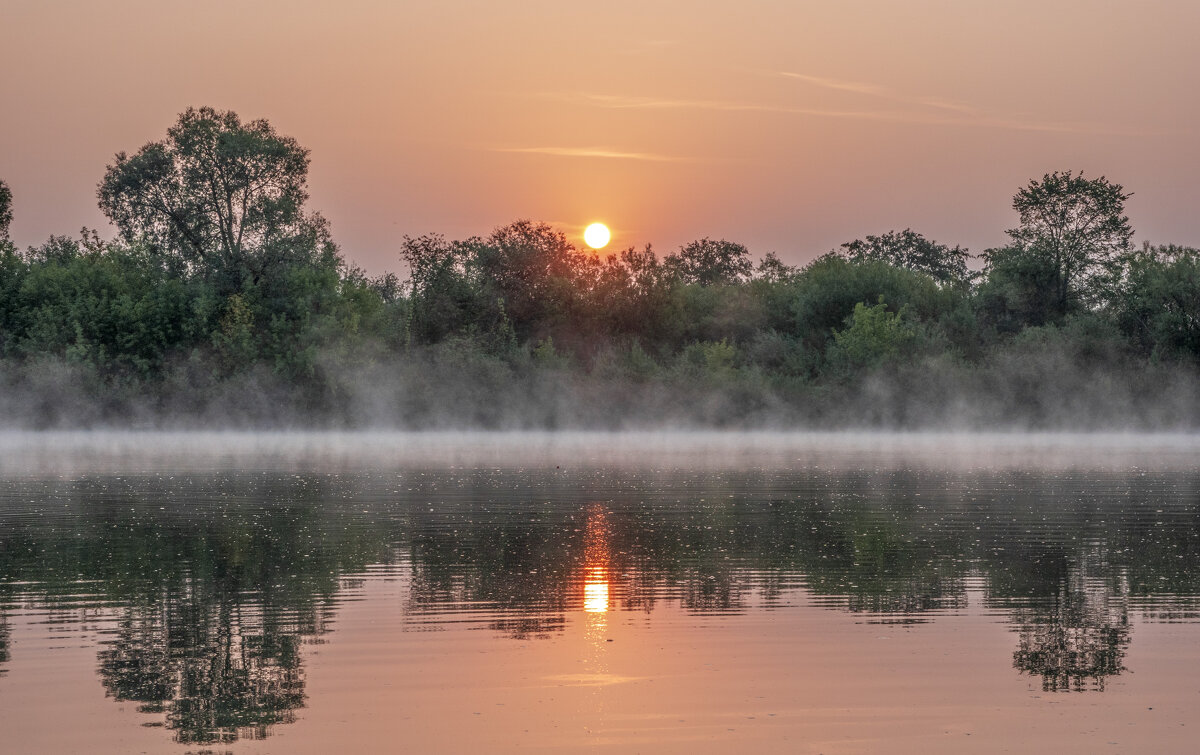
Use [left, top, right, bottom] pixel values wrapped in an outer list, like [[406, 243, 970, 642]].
[[584, 222, 611, 249]]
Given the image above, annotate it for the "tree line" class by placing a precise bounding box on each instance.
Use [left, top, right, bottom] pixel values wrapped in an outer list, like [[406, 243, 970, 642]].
[[1, 107, 1199, 428]]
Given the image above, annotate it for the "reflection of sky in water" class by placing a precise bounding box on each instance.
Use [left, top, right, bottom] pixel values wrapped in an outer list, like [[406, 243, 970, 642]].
[[3, 439, 1200, 750]]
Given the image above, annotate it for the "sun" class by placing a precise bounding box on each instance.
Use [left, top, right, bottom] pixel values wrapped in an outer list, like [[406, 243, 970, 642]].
[[583, 222, 611, 250]]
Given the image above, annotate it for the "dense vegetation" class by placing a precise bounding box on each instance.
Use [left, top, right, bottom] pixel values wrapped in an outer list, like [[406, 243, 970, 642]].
[[2, 107, 1200, 428]]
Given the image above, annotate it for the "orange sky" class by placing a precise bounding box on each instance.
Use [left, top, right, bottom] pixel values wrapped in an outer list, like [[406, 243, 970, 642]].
[[2, 0, 1198, 273]]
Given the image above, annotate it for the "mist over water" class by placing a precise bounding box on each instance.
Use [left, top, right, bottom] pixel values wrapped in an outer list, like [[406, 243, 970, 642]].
[[3, 430, 1199, 477]]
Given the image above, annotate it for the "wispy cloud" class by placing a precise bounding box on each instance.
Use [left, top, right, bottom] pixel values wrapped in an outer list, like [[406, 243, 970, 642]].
[[777, 71, 890, 98], [914, 97, 978, 115], [538, 91, 1152, 136], [546, 92, 899, 119], [491, 145, 689, 162], [777, 71, 977, 114]]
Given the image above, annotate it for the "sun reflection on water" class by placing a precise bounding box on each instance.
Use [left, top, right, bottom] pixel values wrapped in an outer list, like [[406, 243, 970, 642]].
[[584, 567, 609, 613], [582, 504, 612, 633]]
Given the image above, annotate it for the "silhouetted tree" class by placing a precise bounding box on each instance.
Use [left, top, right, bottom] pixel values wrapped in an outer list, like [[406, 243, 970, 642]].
[[571, 244, 686, 349], [469, 219, 586, 340], [754, 252, 799, 283], [666, 238, 752, 285], [98, 107, 331, 293], [0, 179, 12, 240], [839, 229, 970, 285], [1006, 171, 1133, 314]]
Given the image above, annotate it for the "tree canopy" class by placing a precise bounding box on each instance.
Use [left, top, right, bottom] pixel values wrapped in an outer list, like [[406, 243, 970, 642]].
[[665, 238, 753, 285], [1006, 171, 1133, 313], [97, 107, 330, 293], [839, 229, 970, 285]]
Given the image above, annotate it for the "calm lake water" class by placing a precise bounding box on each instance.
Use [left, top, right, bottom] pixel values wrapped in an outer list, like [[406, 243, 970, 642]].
[[1, 432, 1199, 753]]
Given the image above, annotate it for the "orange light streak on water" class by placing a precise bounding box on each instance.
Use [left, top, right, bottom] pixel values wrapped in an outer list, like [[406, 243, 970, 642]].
[[582, 504, 612, 620], [584, 568, 610, 614]]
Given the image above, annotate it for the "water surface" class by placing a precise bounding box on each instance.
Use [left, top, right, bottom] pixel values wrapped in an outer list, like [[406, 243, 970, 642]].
[[1, 432, 1198, 753]]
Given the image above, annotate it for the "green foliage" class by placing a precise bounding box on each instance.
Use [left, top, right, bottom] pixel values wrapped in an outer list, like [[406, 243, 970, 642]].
[[671, 279, 767, 347], [680, 339, 739, 380], [531, 337, 570, 370], [0, 242, 28, 353], [212, 294, 256, 373], [1112, 245, 1200, 362], [787, 255, 971, 356], [468, 220, 586, 342], [4, 233, 209, 377], [400, 234, 478, 344], [591, 340, 660, 382], [583, 245, 679, 346], [624, 340, 659, 380], [827, 298, 920, 376], [98, 106, 328, 294], [984, 315, 1136, 414], [976, 243, 1063, 332], [743, 330, 815, 378], [754, 252, 799, 283]]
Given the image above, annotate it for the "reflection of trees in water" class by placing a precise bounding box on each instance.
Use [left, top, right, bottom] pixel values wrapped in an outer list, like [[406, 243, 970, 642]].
[[400, 488, 973, 633], [405, 512, 578, 638], [401, 502, 762, 631], [783, 494, 970, 621], [0, 528, 39, 678], [1005, 549, 1131, 692], [0, 474, 389, 744], [977, 477, 1200, 692], [843, 577, 968, 621], [2, 464, 1200, 717], [393, 469, 1200, 698], [97, 596, 325, 744], [0, 610, 9, 675]]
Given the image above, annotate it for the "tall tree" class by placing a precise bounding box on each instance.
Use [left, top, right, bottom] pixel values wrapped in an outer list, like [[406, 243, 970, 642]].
[[1006, 171, 1133, 314], [97, 107, 330, 291]]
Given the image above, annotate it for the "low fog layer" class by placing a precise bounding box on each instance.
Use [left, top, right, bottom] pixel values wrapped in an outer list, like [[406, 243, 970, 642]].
[[1, 342, 1199, 431], [2, 431, 1198, 477]]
